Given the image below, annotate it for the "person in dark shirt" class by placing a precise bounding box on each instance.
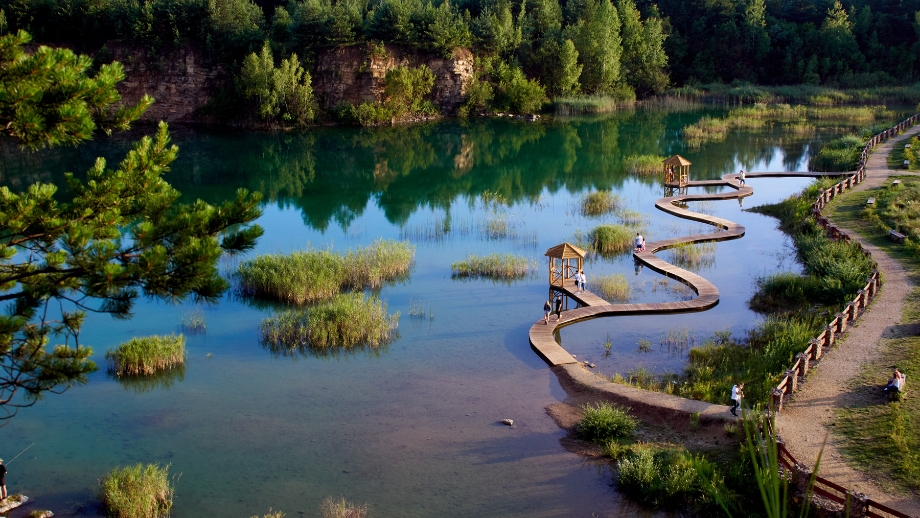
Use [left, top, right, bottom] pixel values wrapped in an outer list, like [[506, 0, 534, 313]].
[[0, 457, 7, 500], [554, 295, 563, 321]]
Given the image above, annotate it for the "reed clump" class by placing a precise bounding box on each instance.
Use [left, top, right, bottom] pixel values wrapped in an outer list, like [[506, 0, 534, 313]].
[[98, 463, 174, 518], [596, 273, 631, 302], [588, 224, 633, 256], [320, 496, 368, 518], [106, 335, 186, 377], [624, 155, 667, 175], [617, 446, 731, 513], [580, 191, 620, 217], [451, 253, 531, 280], [665, 242, 716, 270], [260, 292, 398, 353], [554, 93, 633, 115], [236, 239, 415, 304], [575, 402, 637, 443], [809, 134, 867, 171], [180, 308, 206, 334]]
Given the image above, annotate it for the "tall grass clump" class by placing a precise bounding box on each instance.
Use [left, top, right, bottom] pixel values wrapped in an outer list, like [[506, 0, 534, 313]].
[[588, 224, 633, 256], [451, 253, 531, 280], [624, 154, 666, 175], [260, 292, 398, 354], [580, 191, 620, 216], [809, 133, 867, 171], [320, 496, 368, 518], [665, 242, 716, 270], [575, 402, 637, 443], [554, 93, 633, 115], [98, 463, 174, 518], [106, 335, 185, 377], [596, 273, 631, 302], [236, 239, 414, 304], [617, 447, 732, 513], [682, 115, 729, 145]]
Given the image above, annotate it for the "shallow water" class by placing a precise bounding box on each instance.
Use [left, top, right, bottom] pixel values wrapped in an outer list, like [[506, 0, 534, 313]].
[[0, 109, 901, 517]]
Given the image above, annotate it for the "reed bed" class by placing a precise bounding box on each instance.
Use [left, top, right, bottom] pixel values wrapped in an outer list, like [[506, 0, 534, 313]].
[[106, 334, 186, 377], [662, 82, 920, 105], [236, 239, 415, 304], [616, 208, 647, 226], [809, 133, 867, 171], [682, 116, 729, 145], [805, 105, 889, 121], [553, 94, 630, 115], [320, 496, 368, 518], [408, 298, 433, 320], [260, 292, 398, 353], [785, 122, 815, 134], [451, 253, 532, 280], [587, 224, 635, 256], [98, 463, 174, 518], [665, 242, 716, 270], [596, 273, 631, 303], [180, 308, 206, 334], [624, 154, 667, 175], [580, 191, 620, 216]]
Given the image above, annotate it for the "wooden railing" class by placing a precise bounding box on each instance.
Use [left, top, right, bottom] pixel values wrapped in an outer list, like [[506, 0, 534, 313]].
[[765, 113, 920, 518]]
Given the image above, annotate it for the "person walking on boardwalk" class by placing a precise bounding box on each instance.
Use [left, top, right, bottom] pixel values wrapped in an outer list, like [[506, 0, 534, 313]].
[[739, 169, 746, 186], [578, 270, 587, 293], [730, 382, 744, 416], [543, 300, 551, 324], [0, 458, 7, 501], [554, 295, 563, 321], [634, 233, 645, 252]]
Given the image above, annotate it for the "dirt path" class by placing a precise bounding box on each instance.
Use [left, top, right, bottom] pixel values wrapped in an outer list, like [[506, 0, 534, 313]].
[[775, 127, 920, 515]]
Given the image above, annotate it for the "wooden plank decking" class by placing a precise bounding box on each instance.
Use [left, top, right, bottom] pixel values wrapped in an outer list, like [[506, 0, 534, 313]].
[[529, 170, 849, 367]]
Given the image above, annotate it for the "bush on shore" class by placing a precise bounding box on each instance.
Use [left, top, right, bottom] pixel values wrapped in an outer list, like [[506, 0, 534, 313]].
[[98, 463, 174, 518]]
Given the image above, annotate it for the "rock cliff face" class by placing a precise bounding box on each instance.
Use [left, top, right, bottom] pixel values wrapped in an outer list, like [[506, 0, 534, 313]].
[[111, 45, 225, 123], [312, 44, 474, 115]]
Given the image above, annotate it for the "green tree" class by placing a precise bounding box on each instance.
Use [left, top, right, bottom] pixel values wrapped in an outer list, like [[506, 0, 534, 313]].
[[240, 41, 316, 125], [617, 0, 668, 95], [565, 0, 622, 94], [425, 1, 471, 56], [0, 30, 152, 150], [0, 33, 264, 420], [472, 0, 521, 56], [555, 38, 581, 96], [818, 1, 864, 81]]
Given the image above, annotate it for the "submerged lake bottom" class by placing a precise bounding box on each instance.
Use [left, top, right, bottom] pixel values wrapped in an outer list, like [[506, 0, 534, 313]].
[[0, 112, 870, 517]]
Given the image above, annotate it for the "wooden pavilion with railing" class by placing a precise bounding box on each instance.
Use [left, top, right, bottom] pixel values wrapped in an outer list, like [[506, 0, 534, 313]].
[[663, 155, 692, 187], [545, 242, 586, 288]]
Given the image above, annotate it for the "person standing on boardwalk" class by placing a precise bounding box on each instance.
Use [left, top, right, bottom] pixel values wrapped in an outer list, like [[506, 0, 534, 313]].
[[0, 458, 7, 500], [579, 270, 587, 293], [739, 169, 746, 185], [730, 382, 744, 416], [554, 295, 563, 321], [543, 300, 551, 324], [634, 233, 645, 252]]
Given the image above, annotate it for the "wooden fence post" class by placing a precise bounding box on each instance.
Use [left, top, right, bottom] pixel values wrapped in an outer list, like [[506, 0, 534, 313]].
[[771, 387, 784, 413], [786, 369, 798, 393], [824, 324, 834, 351], [846, 491, 870, 518], [847, 302, 856, 322], [837, 312, 847, 333], [810, 338, 822, 361], [797, 352, 809, 377]]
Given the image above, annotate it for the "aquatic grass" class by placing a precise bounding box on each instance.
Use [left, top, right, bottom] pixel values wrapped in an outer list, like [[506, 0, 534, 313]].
[[236, 239, 414, 304], [260, 292, 398, 353], [97, 463, 174, 518], [580, 191, 620, 217], [665, 242, 716, 270], [616, 208, 646, 226], [588, 224, 633, 256], [408, 298, 433, 320], [105, 335, 186, 377], [553, 94, 631, 115], [180, 308, 206, 334], [320, 496, 368, 518], [809, 133, 867, 171], [651, 278, 695, 301], [451, 253, 532, 280], [682, 116, 729, 145], [624, 154, 666, 175], [596, 273, 631, 302], [617, 446, 733, 513], [575, 402, 636, 443]]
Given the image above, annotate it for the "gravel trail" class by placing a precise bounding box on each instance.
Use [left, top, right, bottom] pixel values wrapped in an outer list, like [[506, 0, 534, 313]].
[[775, 126, 920, 516]]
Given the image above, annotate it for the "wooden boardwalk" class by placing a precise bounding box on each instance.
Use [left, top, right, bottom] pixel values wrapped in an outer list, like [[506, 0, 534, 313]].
[[529, 170, 847, 367]]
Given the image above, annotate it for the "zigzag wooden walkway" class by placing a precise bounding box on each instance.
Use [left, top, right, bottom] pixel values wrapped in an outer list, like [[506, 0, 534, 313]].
[[529, 171, 847, 366]]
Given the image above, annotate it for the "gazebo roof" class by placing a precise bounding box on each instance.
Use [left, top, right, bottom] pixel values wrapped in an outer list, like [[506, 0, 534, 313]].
[[663, 155, 692, 166], [545, 242, 587, 259]]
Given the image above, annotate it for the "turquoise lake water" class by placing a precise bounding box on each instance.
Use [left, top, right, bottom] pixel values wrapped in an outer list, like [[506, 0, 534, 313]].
[[0, 108, 901, 517]]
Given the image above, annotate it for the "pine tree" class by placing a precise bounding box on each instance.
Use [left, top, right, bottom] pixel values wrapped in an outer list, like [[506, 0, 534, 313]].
[[0, 32, 264, 420]]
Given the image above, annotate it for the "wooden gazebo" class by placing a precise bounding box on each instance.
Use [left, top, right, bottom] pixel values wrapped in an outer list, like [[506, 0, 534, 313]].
[[545, 242, 586, 288], [663, 155, 692, 187]]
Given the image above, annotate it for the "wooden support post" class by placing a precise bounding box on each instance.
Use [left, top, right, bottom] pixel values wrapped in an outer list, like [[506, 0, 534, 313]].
[[771, 388, 784, 413], [810, 339, 822, 361], [797, 353, 809, 377], [848, 302, 857, 322], [786, 369, 798, 393], [824, 325, 834, 352], [836, 312, 847, 334], [859, 289, 868, 308]]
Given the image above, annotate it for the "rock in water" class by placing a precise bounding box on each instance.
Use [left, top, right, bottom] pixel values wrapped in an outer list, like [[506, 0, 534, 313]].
[[500, 419, 514, 426]]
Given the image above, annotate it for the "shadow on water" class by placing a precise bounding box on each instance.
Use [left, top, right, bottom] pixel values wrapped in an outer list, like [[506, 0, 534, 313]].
[[110, 365, 186, 394]]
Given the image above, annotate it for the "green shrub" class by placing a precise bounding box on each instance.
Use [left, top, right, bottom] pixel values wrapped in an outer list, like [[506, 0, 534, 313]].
[[260, 292, 398, 354], [492, 62, 547, 114], [105, 335, 185, 377], [576, 402, 637, 442], [617, 447, 732, 512], [589, 224, 633, 256], [98, 463, 174, 518], [809, 133, 867, 171], [320, 496, 368, 518], [236, 239, 414, 304], [450, 253, 531, 280]]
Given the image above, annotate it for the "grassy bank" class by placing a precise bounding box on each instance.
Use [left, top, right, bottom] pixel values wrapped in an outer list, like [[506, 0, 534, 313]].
[[105, 334, 185, 377], [664, 83, 920, 105], [821, 170, 920, 493], [98, 463, 174, 518], [260, 292, 398, 355], [236, 239, 414, 304]]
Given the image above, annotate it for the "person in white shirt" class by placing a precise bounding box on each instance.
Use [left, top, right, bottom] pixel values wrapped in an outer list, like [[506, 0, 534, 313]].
[[634, 233, 644, 251], [730, 382, 744, 416]]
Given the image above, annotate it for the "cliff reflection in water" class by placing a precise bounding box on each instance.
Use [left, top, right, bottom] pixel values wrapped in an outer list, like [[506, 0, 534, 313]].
[[0, 108, 821, 233]]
